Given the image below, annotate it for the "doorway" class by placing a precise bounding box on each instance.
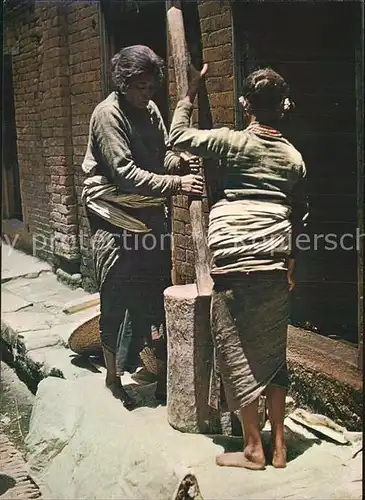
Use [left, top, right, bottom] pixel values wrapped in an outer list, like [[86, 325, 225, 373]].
[[233, 2, 361, 344], [101, 0, 169, 122], [2, 55, 23, 221]]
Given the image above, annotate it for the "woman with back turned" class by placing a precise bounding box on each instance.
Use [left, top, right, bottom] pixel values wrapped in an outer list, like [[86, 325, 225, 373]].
[[169, 65, 308, 469], [81, 45, 203, 409]]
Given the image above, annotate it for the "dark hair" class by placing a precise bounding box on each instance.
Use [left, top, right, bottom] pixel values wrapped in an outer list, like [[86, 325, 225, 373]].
[[242, 68, 291, 124], [111, 45, 165, 93]]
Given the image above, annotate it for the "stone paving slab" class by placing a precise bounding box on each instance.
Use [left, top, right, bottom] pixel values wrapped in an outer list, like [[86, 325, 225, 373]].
[[17, 330, 65, 352], [1, 244, 51, 284], [2, 311, 57, 335], [1, 291, 33, 314], [3, 274, 87, 305], [26, 346, 98, 381], [1, 244, 99, 387]]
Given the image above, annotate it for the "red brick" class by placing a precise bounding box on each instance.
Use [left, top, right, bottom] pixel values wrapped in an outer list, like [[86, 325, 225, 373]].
[[61, 195, 76, 205], [200, 12, 231, 33], [181, 262, 195, 277], [203, 43, 232, 63], [51, 211, 63, 222], [175, 195, 189, 209], [185, 235, 193, 248], [175, 247, 186, 262], [205, 75, 234, 93], [186, 250, 195, 265], [42, 137, 67, 148], [173, 220, 185, 234], [175, 234, 187, 249], [51, 166, 68, 176], [83, 70, 99, 83], [53, 222, 79, 234], [198, 1, 224, 18], [72, 114, 91, 126], [202, 27, 232, 47], [208, 91, 234, 108], [59, 176, 74, 187], [53, 185, 74, 196], [205, 59, 233, 77], [51, 194, 62, 203]]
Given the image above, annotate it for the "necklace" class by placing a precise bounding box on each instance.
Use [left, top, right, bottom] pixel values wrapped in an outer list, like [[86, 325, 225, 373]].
[[247, 121, 282, 138]]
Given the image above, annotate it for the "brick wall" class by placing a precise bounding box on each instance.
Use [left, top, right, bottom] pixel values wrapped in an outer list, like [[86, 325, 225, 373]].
[[4, 2, 53, 262], [4, 1, 101, 289], [68, 2, 102, 291], [39, 4, 78, 269], [199, 0, 235, 127], [169, 0, 234, 285]]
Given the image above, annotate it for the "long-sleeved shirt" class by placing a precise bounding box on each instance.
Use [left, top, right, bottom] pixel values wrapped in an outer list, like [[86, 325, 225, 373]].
[[82, 91, 182, 232], [169, 99, 309, 271]]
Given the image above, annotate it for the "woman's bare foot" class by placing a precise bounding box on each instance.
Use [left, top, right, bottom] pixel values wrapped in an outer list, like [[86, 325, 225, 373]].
[[216, 447, 266, 470], [106, 378, 135, 410], [272, 445, 287, 468]]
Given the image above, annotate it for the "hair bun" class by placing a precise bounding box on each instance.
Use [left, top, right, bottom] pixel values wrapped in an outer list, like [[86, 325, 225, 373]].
[[254, 78, 271, 91], [242, 67, 290, 122]]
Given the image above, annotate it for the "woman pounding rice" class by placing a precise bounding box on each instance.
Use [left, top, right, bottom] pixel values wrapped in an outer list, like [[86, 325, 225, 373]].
[[169, 65, 308, 469], [81, 45, 203, 409]]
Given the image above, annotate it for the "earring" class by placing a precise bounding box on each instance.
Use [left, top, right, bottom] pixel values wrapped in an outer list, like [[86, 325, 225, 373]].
[[283, 97, 295, 112], [239, 96, 250, 112]]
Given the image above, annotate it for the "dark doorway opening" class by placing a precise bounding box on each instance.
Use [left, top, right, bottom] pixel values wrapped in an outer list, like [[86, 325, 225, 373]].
[[233, 2, 361, 344], [101, 0, 168, 123], [2, 55, 23, 221]]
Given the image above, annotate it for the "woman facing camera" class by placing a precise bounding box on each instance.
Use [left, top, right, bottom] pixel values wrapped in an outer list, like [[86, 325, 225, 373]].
[[81, 45, 203, 409], [169, 65, 308, 469]]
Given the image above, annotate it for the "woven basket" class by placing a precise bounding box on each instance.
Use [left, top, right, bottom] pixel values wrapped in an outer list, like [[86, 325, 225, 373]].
[[68, 313, 102, 356], [139, 346, 166, 376]]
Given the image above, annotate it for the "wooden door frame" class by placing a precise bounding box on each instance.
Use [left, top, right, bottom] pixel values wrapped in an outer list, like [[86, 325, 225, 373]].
[[2, 51, 32, 254], [99, 0, 113, 98]]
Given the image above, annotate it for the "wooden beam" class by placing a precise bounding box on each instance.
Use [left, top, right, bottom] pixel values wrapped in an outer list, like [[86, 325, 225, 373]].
[[166, 0, 213, 296], [62, 293, 100, 315]]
